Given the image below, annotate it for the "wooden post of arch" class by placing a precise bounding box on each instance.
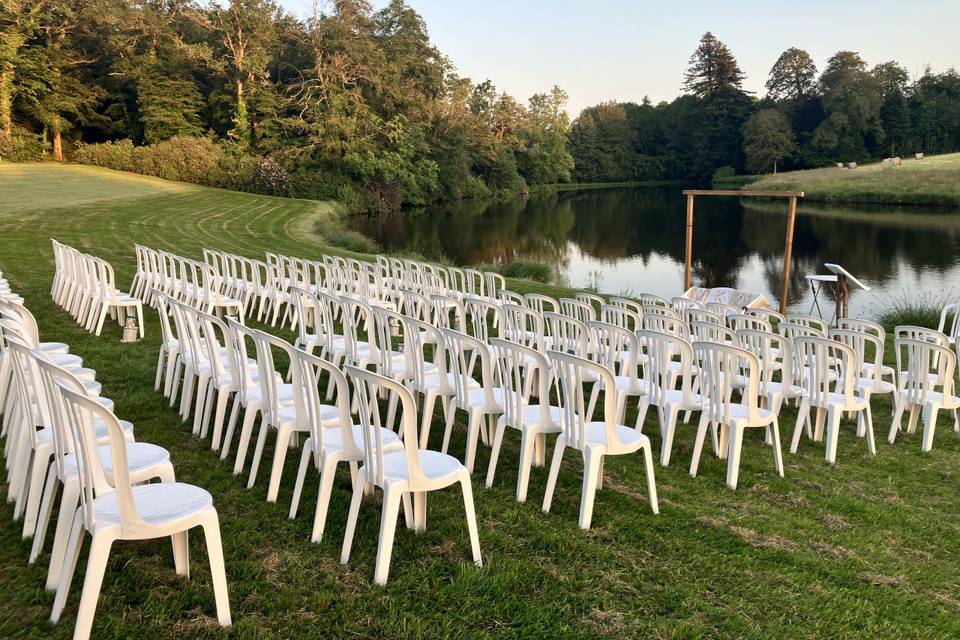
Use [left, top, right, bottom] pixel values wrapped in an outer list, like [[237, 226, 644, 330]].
[[681, 189, 804, 315]]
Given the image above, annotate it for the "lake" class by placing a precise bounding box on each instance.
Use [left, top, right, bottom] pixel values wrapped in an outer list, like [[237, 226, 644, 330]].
[[348, 186, 960, 319]]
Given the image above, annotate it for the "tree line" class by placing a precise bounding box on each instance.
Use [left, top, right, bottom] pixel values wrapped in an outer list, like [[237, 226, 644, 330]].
[[2, 3, 959, 210], [0, 0, 572, 211], [569, 33, 960, 183]]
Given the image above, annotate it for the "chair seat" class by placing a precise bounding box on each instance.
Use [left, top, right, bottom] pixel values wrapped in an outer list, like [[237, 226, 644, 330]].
[[37, 419, 133, 445], [91, 482, 214, 533], [318, 424, 404, 455], [381, 449, 462, 482], [583, 421, 649, 449], [63, 442, 170, 478]]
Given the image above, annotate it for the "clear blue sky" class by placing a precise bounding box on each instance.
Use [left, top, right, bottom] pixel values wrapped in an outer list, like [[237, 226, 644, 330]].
[[278, 0, 960, 115]]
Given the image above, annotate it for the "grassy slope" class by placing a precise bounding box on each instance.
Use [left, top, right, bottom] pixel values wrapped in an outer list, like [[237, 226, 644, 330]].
[[1, 164, 959, 639], [747, 152, 960, 207]]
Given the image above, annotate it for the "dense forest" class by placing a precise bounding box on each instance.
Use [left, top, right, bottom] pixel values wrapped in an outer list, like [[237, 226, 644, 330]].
[[2, 1, 959, 210], [570, 34, 960, 183]]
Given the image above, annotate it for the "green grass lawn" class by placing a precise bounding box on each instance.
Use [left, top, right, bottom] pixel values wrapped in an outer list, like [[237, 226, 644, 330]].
[[748, 152, 960, 207], [1, 163, 959, 639]]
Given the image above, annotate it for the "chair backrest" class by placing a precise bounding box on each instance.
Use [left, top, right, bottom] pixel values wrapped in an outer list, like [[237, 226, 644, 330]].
[[490, 337, 552, 426], [339, 295, 377, 367], [748, 307, 785, 325], [610, 296, 644, 317], [937, 303, 960, 344], [690, 320, 736, 345], [642, 313, 688, 340], [736, 328, 793, 398], [693, 341, 762, 424], [248, 326, 296, 424], [785, 313, 829, 335], [431, 293, 466, 333], [58, 383, 149, 535], [464, 296, 501, 342], [498, 289, 525, 306], [705, 302, 740, 317], [548, 350, 625, 453], [370, 305, 407, 379], [227, 317, 260, 404], [794, 336, 858, 406], [727, 313, 772, 333], [643, 304, 680, 320], [638, 329, 696, 407], [894, 337, 957, 406], [837, 317, 885, 342], [346, 366, 425, 486], [600, 304, 642, 332], [545, 312, 589, 358], [779, 321, 825, 341], [683, 307, 723, 327], [400, 315, 449, 392], [575, 292, 605, 311], [500, 303, 545, 351], [639, 293, 671, 308], [290, 347, 359, 464], [830, 327, 884, 387], [671, 296, 703, 313], [589, 320, 639, 379], [524, 293, 559, 316], [442, 328, 498, 409], [560, 298, 596, 324]]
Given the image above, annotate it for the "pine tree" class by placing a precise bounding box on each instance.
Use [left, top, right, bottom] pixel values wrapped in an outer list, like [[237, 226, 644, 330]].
[[683, 32, 745, 98]]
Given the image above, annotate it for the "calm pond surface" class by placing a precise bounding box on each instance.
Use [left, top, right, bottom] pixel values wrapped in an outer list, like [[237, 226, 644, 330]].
[[349, 186, 960, 319]]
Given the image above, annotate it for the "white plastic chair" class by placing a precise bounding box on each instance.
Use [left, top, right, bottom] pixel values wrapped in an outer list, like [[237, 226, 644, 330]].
[[543, 351, 659, 528], [287, 348, 402, 542], [340, 367, 482, 585], [690, 341, 784, 490], [52, 385, 231, 640], [486, 339, 561, 501], [889, 336, 960, 451], [791, 336, 875, 463]]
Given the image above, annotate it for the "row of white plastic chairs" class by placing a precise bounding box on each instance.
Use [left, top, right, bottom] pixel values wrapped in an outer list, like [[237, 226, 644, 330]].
[[0, 293, 231, 640], [129, 244, 244, 320], [50, 240, 144, 338], [132, 245, 510, 330]]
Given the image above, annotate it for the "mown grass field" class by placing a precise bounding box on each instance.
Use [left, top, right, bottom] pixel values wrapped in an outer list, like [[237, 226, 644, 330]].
[[1, 163, 959, 639], [748, 152, 960, 207]]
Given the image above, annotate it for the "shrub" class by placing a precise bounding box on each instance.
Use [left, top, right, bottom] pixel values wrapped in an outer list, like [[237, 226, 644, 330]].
[[499, 260, 552, 283], [873, 290, 953, 331], [0, 127, 48, 162], [222, 154, 292, 197], [74, 139, 135, 170], [313, 220, 380, 254], [133, 135, 222, 185]]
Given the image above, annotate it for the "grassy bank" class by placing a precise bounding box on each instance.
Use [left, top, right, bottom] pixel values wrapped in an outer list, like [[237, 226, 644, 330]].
[[1, 164, 960, 638], [746, 152, 960, 207], [538, 179, 683, 193]]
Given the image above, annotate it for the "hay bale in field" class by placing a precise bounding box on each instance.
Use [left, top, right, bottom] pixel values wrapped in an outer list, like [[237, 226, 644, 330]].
[[847, 162, 858, 169]]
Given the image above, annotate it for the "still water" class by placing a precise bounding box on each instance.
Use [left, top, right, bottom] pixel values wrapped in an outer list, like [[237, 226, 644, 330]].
[[349, 186, 960, 319]]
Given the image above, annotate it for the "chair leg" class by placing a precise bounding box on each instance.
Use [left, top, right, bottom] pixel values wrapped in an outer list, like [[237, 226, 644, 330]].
[[459, 474, 482, 567], [311, 457, 339, 543], [484, 419, 507, 488], [640, 441, 660, 514], [824, 405, 842, 464], [247, 421, 273, 491], [67, 533, 114, 640], [541, 438, 566, 514], [209, 388, 231, 450], [441, 403, 458, 454], [171, 530, 190, 577], [51, 510, 85, 622], [791, 398, 811, 453], [22, 453, 51, 538], [232, 408, 260, 474], [578, 448, 603, 529], [30, 467, 59, 564], [340, 468, 366, 565], [516, 429, 537, 503], [725, 425, 745, 490], [863, 407, 876, 455], [660, 404, 680, 466], [265, 426, 293, 501], [46, 485, 79, 591], [888, 399, 906, 444], [921, 403, 939, 452], [289, 440, 313, 520], [463, 411, 482, 474], [689, 413, 710, 477], [419, 390, 439, 449], [201, 516, 232, 627], [769, 419, 785, 477], [372, 485, 404, 585]]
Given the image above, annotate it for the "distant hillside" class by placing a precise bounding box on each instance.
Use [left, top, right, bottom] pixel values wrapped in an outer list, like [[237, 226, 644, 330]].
[[746, 153, 960, 207]]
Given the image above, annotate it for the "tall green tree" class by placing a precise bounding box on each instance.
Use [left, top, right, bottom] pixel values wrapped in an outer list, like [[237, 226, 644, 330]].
[[742, 109, 795, 173], [683, 32, 746, 98], [765, 47, 817, 100]]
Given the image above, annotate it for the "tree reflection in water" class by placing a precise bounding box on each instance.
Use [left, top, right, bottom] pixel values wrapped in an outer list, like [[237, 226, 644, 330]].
[[349, 187, 960, 316]]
